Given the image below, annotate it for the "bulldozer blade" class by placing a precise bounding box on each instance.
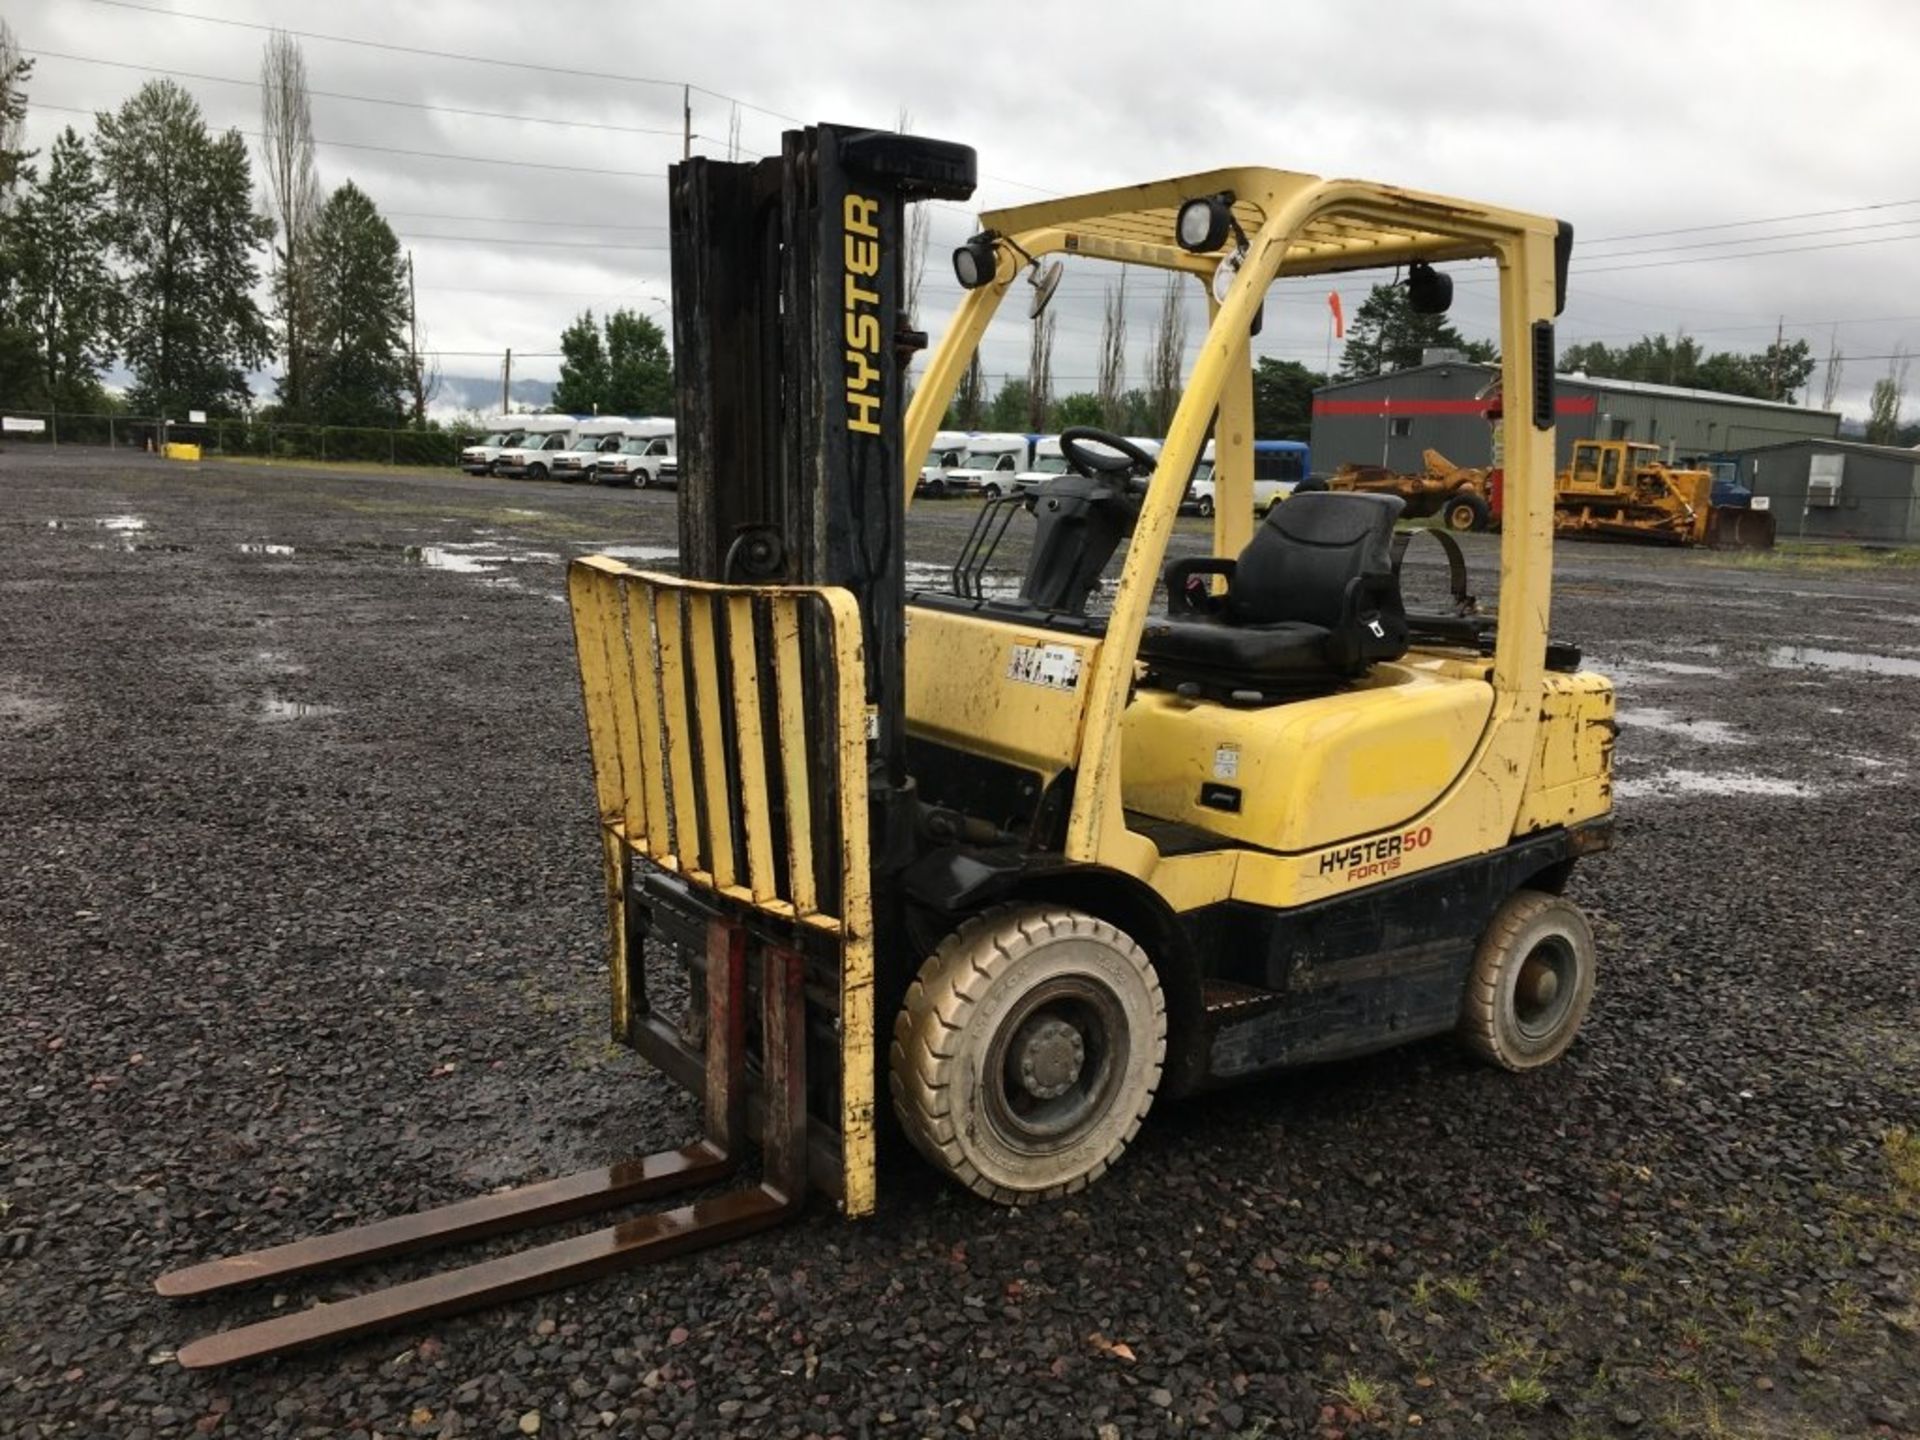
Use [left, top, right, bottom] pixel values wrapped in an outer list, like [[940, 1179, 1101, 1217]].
[[175, 1183, 795, 1369], [154, 1142, 731, 1300], [1707, 505, 1777, 550]]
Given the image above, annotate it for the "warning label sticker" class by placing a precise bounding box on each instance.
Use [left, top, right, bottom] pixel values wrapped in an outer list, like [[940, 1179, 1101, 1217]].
[[1007, 643, 1083, 691], [1212, 743, 1240, 780]]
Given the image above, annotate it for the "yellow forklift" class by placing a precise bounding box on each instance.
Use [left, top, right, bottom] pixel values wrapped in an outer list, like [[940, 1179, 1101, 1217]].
[[156, 127, 1614, 1365]]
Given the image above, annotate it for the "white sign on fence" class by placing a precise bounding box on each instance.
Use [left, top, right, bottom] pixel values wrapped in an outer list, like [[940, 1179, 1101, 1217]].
[[1750, 495, 1771, 512], [2, 416, 47, 434], [187, 409, 208, 424]]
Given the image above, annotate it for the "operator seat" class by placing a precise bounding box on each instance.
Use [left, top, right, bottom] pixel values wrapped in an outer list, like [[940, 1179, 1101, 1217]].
[[1138, 491, 1409, 701]]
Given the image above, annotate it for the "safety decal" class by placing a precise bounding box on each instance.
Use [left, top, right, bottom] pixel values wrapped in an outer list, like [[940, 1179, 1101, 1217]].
[[1006, 643, 1083, 691]]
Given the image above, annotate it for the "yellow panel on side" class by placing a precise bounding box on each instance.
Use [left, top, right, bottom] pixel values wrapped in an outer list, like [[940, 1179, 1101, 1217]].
[[1118, 663, 1494, 855], [905, 604, 1097, 776]]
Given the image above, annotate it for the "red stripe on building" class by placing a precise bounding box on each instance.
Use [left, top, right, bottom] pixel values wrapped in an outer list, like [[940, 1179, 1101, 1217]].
[[1313, 396, 1597, 417]]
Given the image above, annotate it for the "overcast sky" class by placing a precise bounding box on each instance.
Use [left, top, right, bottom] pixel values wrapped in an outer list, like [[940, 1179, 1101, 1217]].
[[11, 0, 1920, 419]]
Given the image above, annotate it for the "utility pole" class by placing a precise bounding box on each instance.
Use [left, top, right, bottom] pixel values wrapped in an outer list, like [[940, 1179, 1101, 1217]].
[[502, 347, 512, 415], [407, 250, 423, 426], [682, 85, 692, 160], [1770, 315, 1784, 400]]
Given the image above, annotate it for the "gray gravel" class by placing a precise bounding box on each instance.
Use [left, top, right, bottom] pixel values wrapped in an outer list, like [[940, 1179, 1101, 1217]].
[[3, 447, 1919, 1439]]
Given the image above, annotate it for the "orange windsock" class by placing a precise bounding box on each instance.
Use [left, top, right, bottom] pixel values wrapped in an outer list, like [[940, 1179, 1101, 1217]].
[[1327, 291, 1345, 339]]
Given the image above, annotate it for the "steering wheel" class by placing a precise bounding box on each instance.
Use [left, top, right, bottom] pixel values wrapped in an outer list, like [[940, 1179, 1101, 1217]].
[[1058, 426, 1157, 479]]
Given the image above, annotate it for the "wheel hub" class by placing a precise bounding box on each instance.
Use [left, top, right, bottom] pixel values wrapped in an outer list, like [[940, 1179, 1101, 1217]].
[[1517, 957, 1560, 1010], [1012, 1016, 1086, 1100]]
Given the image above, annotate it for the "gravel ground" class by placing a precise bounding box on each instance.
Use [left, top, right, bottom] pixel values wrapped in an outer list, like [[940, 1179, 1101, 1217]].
[[3, 447, 1918, 1440]]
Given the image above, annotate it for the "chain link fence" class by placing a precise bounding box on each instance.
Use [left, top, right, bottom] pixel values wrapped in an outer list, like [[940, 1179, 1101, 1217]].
[[0, 407, 470, 467]]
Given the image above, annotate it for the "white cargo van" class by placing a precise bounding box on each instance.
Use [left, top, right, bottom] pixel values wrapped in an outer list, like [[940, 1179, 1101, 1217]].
[[494, 417, 582, 480], [593, 418, 677, 489], [549, 417, 633, 483], [1015, 435, 1161, 497], [940, 432, 1033, 498], [459, 415, 526, 475], [915, 430, 972, 497]]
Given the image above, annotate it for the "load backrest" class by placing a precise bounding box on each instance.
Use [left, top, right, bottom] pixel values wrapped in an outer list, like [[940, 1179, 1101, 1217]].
[[1226, 492, 1405, 630]]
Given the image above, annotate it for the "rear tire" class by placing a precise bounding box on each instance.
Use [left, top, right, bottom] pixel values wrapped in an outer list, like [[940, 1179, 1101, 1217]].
[[1445, 490, 1492, 533], [1459, 890, 1596, 1070], [891, 904, 1166, 1205]]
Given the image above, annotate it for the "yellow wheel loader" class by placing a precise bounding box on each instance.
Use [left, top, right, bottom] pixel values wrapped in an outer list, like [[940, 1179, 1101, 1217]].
[[156, 127, 1614, 1365]]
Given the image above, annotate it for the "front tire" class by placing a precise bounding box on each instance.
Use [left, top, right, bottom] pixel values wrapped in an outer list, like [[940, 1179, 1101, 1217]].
[[526, 462, 548, 482], [890, 904, 1166, 1205], [1196, 495, 1215, 518], [1459, 890, 1596, 1070]]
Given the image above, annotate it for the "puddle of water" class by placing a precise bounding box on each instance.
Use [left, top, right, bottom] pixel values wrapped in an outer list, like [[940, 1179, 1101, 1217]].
[[1766, 646, 1920, 679], [99, 515, 148, 531], [590, 544, 679, 564], [1615, 767, 1817, 801], [406, 545, 498, 574], [405, 543, 561, 574], [1615, 707, 1744, 744], [237, 543, 296, 556], [0, 682, 60, 728], [256, 696, 340, 722], [904, 560, 1023, 600]]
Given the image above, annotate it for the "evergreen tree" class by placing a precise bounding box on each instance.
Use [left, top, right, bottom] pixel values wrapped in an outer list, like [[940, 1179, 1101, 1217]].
[[551, 310, 609, 414], [4, 128, 117, 408], [604, 308, 671, 415], [1336, 281, 1493, 378], [1252, 358, 1325, 441], [305, 181, 411, 425], [95, 81, 272, 416]]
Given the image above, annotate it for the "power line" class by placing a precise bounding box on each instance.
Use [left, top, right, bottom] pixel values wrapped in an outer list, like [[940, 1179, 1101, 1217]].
[[388, 212, 664, 233], [31, 101, 665, 179], [397, 232, 667, 252], [81, 0, 688, 90], [1586, 197, 1920, 246], [1579, 229, 1920, 277], [23, 48, 688, 138]]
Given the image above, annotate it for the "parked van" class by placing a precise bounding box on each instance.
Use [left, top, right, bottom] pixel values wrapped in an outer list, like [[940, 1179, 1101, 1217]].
[[494, 417, 583, 480], [940, 432, 1034, 497], [549, 417, 633, 483], [593, 418, 677, 489], [915, 430, 972, 496], [1015, 434, 1160, 497], [1186, 439, 1312, 515], [459, 415, 527, 475]]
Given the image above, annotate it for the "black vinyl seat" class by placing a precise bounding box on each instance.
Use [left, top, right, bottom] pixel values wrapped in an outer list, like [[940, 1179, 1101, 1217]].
[[1139, 492, 1409, 700]]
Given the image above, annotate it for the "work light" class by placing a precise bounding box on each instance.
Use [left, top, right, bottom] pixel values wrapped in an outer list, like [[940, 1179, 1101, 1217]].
[[953, 233, 1000, 289], [1175, 195, 1233, 253]]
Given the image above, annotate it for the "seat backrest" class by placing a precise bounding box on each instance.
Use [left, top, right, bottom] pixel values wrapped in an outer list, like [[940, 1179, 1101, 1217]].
[[1225, 492, 1406, 629]]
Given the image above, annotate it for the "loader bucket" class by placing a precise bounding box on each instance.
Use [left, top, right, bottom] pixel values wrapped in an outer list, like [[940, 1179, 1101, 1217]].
[[1706, 506, 1777, 551]]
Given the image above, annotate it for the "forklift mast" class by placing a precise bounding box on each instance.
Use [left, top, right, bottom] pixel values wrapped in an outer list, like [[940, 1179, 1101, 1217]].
[[669, 125, 976, 877]]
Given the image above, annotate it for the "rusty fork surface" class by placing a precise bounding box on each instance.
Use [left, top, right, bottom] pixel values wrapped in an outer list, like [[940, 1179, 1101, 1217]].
[[157, 922, 811, 1369]]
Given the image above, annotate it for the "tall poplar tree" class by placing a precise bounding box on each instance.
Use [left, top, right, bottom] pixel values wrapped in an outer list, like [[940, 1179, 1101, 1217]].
[[95, 81, 272, 416]]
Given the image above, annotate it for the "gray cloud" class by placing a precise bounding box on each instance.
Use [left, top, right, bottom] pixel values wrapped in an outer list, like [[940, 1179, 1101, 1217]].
[[12, 0, 1920, 417]]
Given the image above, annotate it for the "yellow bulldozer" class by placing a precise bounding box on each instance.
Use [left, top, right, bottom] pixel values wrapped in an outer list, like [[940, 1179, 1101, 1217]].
[[156, 129, 1616, 1367], [1313, 437, 1775, 548], [1553, 439, 1776, 548]]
